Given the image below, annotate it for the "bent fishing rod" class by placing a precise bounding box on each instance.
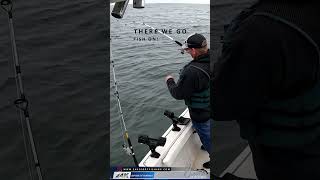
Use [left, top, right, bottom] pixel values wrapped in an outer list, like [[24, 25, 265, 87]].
[[142, 22, 183, 47], [110, 21, 196, 166], [134, 22, 252, 179], [1, 0, 43, 180], [133, 21, 186, 53], [110, 22, 185, 166], [141, 24, 256, 180], [110, 23, 183, 167]]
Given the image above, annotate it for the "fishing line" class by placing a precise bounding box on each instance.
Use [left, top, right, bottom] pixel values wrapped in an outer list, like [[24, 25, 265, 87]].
[[109, 19, 189, 167], [142, 22, 183, 46], [132, 20, 220, 176], [111, 19, 127, 153], [2, 2, 34, 179], [110, 36, 139, 166], [133, 21, 184, 48], [1, 0, 43, 180]]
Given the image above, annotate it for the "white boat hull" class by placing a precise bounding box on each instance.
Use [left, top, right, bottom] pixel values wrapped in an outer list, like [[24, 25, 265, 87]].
[[139, 108, 210, 170]]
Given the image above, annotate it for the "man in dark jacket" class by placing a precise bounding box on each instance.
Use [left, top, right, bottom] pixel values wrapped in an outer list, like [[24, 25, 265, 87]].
[[165, 33, 211, 169], [212, 1, 320, 179]]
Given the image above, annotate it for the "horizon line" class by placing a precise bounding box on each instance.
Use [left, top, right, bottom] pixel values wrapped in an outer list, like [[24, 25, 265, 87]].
[[110, 2, 210, 5]]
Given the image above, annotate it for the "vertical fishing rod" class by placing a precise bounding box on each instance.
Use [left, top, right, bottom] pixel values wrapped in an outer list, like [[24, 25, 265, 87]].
[[110, 38, 139, 166], [1, 0, 43, 180]]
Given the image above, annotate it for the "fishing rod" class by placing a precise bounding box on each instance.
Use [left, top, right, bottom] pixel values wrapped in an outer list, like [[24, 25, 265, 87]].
[[142, 22, 183, 47], [1, 0, 43, 180], [135, 22, 252, 179], [110, 21, 184, 167], [133, 21, 187, 54], [110, 38, 139, 166], [141, 23, 252, 180]]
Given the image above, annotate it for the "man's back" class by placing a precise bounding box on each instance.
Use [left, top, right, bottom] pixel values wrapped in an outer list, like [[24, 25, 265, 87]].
[[167, 53, 210, 122], [212, 1, 320, 179], [213, 1, 320, 138], [166, 33, 211, 168]]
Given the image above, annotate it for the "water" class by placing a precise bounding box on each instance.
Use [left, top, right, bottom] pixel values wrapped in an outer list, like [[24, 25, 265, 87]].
[[111, 0, 258, 174], [110, 0, 255, 170], [110, 3, 210, 166], [0, 1, 258, 179], [0, 1, 107, 180]]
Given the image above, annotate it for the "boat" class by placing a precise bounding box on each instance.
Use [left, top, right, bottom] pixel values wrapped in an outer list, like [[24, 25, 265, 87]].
[[139, 108, 210, 170], [109, 1, 257, 178], [220, 145, 257, 179], [139, 108, 258, 180]]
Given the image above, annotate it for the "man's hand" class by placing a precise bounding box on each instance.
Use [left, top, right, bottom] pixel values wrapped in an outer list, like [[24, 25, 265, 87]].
[[165, 75, 174, 82]]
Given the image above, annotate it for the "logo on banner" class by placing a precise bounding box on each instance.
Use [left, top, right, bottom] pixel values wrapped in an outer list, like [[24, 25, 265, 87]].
[[113, 172, 131, 179]]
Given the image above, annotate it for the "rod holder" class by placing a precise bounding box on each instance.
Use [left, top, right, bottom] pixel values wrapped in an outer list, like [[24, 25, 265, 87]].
[[138, 135, 166, 158], [164, 110, 190, 132]]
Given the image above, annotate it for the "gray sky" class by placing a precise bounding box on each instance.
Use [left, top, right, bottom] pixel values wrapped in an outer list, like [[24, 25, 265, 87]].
[[129, 0, 209, 4]]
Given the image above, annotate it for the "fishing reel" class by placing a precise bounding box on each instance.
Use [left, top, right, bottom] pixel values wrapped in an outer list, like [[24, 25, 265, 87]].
[[138, 135, 166, 158], [122, 145, 133, 155], [164, 110, 191, 132]]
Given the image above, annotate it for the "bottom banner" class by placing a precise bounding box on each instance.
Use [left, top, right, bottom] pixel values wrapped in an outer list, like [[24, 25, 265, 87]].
[[110, 167, 210, 179]]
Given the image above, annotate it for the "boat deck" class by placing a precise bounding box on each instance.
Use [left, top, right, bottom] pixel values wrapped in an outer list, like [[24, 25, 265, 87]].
[[193, 145, 210, 170], [139, 108, 211, 173], [220, 145, 256, 179], [190, 131, 210, 170]]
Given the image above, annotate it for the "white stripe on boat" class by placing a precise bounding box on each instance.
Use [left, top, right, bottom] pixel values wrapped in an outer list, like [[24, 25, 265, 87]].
[[139, 108, 210, 170]]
